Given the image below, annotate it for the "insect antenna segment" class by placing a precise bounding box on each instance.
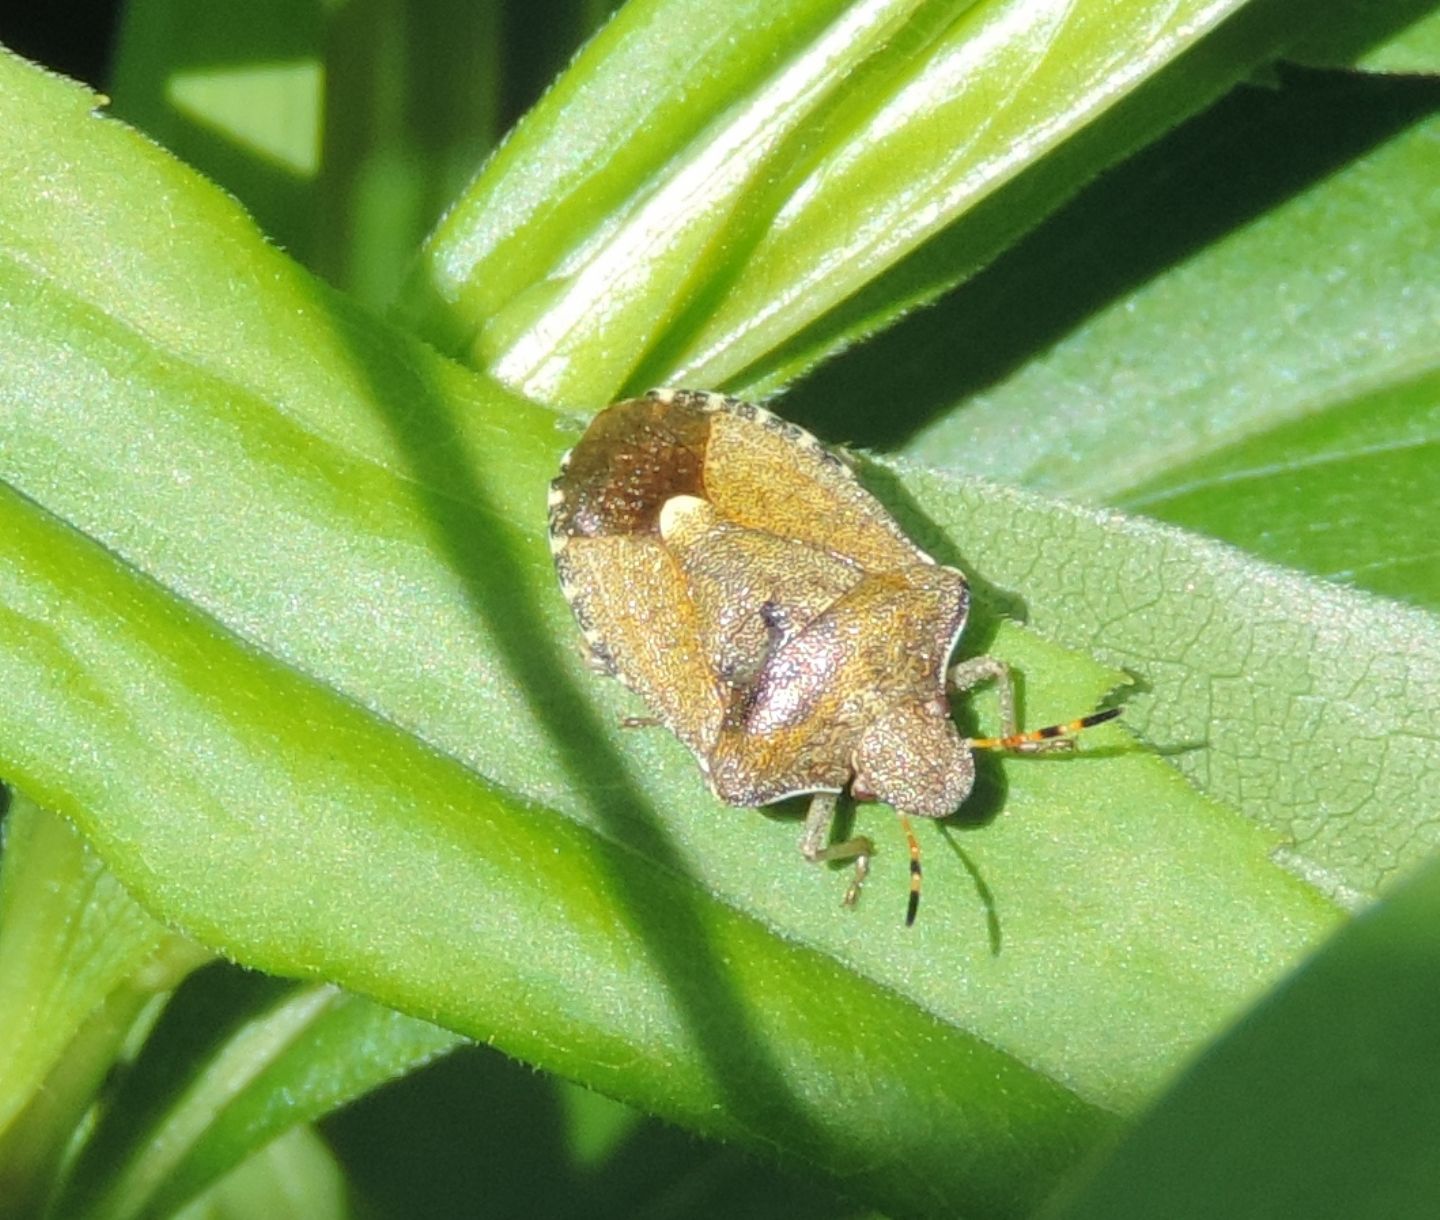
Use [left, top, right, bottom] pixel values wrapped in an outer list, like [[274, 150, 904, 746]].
[[965, 705, 1122, 752], [896, 706, 1121, 926], [899, 813, 923, 927]]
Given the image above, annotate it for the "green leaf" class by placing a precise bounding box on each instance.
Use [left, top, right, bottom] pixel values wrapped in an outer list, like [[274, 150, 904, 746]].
[[170, 1126, 351, 1220], [108, 0, 512, 310], [400, 0, 1307, 402], [53, 967, 459, 1220], [886, 463, 1440, 904], [1044, 849, 1440, 1220], [791, 69, 1440, 611], [1284, 0, 1440, 73], [0, 43, 1359, 1219]]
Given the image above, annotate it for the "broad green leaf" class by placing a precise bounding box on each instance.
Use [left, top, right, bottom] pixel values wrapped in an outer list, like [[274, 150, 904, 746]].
[[0, 472, 1126, 1218], [1044, 849, 1440, 1220], [401, 0, 1310, 403], [0, 45, 1362, 1218]]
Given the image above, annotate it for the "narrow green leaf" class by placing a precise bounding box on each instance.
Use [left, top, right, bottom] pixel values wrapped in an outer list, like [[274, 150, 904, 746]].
[[401, 0, 1294, 403], [171, 1126, 351, 1220], [53, 967, 459, 1220], [0, 798, 203, 1220], [0, 799, 174, 1139], [1044, 849, 1440, 1220]]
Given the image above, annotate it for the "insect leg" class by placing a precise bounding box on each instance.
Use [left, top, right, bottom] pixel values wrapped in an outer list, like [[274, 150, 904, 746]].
[[799, 792, 874, 908], [947, 656, 1023, 740], [947, 655, 1094, 754]]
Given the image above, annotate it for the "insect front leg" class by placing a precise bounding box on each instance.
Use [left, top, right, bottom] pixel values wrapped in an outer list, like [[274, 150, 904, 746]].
[[947, 656, 1073, 754], [799, 792, 874, 908]]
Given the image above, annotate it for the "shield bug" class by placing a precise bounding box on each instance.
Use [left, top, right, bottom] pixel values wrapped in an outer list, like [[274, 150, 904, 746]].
[[549, 389, 1118, 924]]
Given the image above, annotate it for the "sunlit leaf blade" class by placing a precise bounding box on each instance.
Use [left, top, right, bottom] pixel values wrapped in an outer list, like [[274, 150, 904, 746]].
[[1044, 849, 1440, 1220], [3, 473, 1127, 1219], [396, 0, 862, 358], [0, 44, 1367, 1217], [401, 0, 1304, 404]]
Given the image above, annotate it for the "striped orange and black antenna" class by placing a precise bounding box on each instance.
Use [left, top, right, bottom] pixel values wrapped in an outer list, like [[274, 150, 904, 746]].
[[898, 813, 923, 927], [965, 705, 1122, 752], [901, 705, 1123, 926]]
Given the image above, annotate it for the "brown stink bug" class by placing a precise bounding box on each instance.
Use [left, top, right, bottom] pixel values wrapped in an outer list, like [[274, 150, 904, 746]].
[[548, 389, 1119, 924]]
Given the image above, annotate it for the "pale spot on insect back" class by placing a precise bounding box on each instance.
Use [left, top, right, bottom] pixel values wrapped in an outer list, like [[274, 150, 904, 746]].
[[657, 494, 715, 544]]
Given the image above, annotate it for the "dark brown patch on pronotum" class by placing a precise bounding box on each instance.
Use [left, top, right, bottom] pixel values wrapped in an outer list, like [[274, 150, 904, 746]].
[[549, 393, 712, 538], [549, 389, 1122, 925]]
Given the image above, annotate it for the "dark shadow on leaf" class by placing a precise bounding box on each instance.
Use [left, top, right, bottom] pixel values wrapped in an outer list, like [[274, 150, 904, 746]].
[[937, 829, 1002, 958], [325, 1041, 868, 1220], [322, 298, 838, 1178]]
